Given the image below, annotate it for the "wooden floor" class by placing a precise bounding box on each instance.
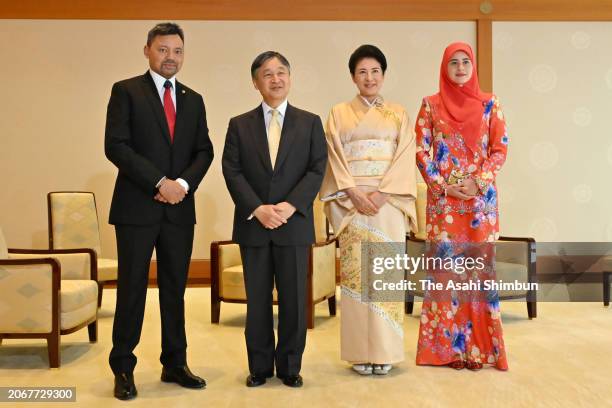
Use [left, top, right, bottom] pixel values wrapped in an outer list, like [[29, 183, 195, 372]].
[[1, 288, 611, 407]]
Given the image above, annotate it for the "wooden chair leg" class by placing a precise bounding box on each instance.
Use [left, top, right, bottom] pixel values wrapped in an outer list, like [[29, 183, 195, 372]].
[[47, 334, 60, 368], [405, 293, 414, 315], [88, 320, 98, 343], [307, 298, 315, 329], [603, 272, 611, 307], [328, 295, 337, 316], [211, 299, 221, 324], [527, 301, 537, 319], [97, 283, 103, 308]]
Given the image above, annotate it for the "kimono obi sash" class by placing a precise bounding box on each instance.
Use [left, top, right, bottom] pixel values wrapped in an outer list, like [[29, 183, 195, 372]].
[[343, 138, 396, 177]]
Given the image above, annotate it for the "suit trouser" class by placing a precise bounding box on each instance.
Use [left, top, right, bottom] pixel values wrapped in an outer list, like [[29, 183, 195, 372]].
[[109, 221, 194, 374], [240, 243, 308, 377]]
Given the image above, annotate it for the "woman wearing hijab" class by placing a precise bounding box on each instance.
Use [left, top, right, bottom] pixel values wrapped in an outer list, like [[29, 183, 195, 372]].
[[320, 44, 417, 376], [414, 42, 509, 371]]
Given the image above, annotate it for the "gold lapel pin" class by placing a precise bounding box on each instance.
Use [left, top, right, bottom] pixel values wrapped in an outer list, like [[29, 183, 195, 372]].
[[181, 90, 186, 94]]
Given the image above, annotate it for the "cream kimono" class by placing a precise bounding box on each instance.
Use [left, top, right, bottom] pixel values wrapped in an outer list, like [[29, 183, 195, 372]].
[[320, 96, 417, 364]]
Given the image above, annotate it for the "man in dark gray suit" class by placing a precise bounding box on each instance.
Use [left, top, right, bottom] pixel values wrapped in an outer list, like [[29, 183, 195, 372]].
[[222, 51, 327, 388], [105, 22, 213, 400]]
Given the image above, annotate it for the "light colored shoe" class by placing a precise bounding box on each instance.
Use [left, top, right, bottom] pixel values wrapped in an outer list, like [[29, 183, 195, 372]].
[[352, 364, 373, 375], [373, 364, 393, 375]]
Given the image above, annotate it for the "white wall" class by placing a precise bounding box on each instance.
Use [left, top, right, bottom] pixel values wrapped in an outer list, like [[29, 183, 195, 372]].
[[494, 22, 612, 242]]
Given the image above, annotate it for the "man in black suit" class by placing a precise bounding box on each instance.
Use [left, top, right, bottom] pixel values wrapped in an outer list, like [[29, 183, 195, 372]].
[[222, 51, 327, 388], [105, 23, 213, 400]]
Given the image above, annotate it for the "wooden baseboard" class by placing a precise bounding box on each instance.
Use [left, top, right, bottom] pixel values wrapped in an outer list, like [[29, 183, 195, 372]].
[[149, 259, 210, 287], [107, 257, 339, 288], [133, 255, 595, 288]]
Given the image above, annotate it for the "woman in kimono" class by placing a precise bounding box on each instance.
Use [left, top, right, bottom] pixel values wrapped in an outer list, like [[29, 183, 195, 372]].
[[414, 42, 509, 371], [320, 45, 417, 376]]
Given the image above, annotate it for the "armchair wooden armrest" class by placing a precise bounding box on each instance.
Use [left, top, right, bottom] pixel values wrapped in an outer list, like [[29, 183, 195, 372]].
[[8, 248, 97, 281]]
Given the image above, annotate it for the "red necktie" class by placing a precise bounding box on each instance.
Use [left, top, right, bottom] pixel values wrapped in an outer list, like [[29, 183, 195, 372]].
[[163, 80, 176, 142]]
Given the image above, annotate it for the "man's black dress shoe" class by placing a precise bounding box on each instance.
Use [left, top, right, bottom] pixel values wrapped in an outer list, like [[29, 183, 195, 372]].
[[161, 365, 206, 389], [114, 372, 137, 400], [246, 374, 270, 387], [277, 374, 303, 388]]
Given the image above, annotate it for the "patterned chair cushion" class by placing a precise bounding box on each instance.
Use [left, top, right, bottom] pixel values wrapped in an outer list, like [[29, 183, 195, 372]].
[[49, 192, 102, 254], [61, 300, 97, 331], [98, 257, 118, 282], [60, 280, 98, 330], [312, 242, 336, 300], [0, 263, 53, 333], [0, 227, 8, 260], [49, 193, 118, 282], [598, 256, 612, 270], [414, 182, 428, 241], [9, 252, 91, 280], [221, 265, 278, 301], [60, 280, 98, 313], [313, 195, 328, 242], [218, 243, 241, 272]]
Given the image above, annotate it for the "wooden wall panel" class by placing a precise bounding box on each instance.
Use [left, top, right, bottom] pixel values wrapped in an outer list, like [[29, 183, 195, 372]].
[[3, 0, 612, 21], [146, 257, 339, 287], [0, 1, 480, 20], [477, 19, 493, 92], [150, 259, 210, 286], [481, 0, 612, 21]]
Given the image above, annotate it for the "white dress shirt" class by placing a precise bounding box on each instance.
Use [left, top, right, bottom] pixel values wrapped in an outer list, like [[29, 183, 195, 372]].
[[149, 69, 189, 193], [247, 99, 289, 220], [262, 99, 288, 138], [149, 69, 176, 108]]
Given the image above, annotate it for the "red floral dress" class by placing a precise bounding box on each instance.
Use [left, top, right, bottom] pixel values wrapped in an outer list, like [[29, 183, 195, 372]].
[[414, 94, 509, 370]]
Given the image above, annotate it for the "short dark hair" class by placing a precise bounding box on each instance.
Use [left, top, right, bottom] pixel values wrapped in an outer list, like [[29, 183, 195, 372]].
[[147, 22, 184, 46], [251, 51, 291, 78], [348, 44, 387, 75]]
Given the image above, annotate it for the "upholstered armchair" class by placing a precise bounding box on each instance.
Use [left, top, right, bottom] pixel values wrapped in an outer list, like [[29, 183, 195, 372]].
[[47, 192, 117, 307], [0, 227, 98, 368], [405, 182, 537, 319], [210, 197, 337, 329]]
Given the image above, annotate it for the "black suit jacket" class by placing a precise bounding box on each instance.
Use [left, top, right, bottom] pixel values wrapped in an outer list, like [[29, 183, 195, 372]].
[[105, 72, 214, 226], [222, 103, 327, 246]]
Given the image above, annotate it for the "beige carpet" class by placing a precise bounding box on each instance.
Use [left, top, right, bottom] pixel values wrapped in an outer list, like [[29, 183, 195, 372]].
[[1, 288, 611, 407]]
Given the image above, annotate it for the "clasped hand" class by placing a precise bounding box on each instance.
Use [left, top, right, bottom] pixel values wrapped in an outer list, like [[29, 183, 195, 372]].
[[446, 178, 478, 200], [154, 179, 187, 205], [346, 187, 387, 216], [254, 202, 296, 229]]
